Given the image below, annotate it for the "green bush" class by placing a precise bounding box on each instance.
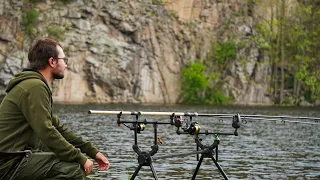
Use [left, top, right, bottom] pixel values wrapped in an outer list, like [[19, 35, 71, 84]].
[[206, 88, 230, 105], [181, 61, 208, 103], [216, 41, 236, 69], [22, 9, 39, 38], [180, 61, 230, 105]]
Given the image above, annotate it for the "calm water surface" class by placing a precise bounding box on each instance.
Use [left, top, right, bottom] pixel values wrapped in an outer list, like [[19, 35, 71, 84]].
[[54, 104, 320, 180]]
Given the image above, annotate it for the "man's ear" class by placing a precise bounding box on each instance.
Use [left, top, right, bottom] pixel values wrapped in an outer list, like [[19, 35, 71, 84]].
[[48, 57, 56, 67]]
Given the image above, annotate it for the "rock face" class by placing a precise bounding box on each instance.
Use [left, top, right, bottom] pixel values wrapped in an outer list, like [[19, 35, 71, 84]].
[[0, 0, 273, 105], [165, 0, 273, 105]]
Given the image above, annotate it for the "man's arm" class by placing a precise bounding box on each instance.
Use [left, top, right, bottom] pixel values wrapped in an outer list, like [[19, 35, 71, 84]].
[[53, 114, 110, 172], [19, 83, 87, 165], [51, 115, 99, 159]]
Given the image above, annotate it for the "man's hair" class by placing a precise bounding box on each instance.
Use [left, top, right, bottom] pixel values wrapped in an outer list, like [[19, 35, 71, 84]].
[[28, 38, 62, 70]]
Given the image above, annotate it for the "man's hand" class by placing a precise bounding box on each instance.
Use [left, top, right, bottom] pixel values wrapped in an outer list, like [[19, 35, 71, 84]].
[[83, 159, 94, 176], [95, 152, 110, 171]]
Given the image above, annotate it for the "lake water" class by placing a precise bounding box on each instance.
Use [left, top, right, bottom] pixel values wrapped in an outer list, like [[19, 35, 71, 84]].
[[54, 104, 320, 180]]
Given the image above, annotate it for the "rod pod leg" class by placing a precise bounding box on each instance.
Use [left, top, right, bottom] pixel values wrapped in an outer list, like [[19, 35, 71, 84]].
[[130, 163, 159, 180], [211, 157, 229, 180], [150, 163, 158, 180], [191, 155, 228, 180], [191, 155, 204, 180], [130, 164, 142, 180]]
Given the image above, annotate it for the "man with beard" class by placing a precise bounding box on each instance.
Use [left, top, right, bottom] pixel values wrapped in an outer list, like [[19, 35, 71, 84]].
[[0, 38, 109, 179]]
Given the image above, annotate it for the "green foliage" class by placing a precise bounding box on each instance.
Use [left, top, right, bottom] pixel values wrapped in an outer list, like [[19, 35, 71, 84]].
[[305, 73, 320, 100], [254, 0, 320, 103], [216, 41, 236, 69], [26, 0, 47, 4], [180, 61, 230, 105], [233, 12, 242, 17], [285, 73, 294, 89], [28, 0, 39, 4], [150, 0, 167, 6], [253, 22, 272, 49], [23, 9, 39, 26], [282, 96, 292, 105], [168, 10, 179, 19], [46, 25, 65, 41], [181, 61, 208, 103], [205, 88, 230, 105], [22, 9, 39, 38], [28, 0, 73, 4], [60, 0, 73, 4], [304, 91, 314, 103], [288, 1, 320, 100]]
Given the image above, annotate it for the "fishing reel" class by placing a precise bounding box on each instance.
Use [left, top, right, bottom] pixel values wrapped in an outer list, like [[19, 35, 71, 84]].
[[172, 115, 200, 135], [127, 122, 146, 133], [172, 116, 184, 128], [184, 122, 201, 135], [137, 123, 146, 133]]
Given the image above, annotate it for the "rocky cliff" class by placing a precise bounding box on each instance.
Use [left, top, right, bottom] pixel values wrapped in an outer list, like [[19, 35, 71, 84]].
[[0, 0, 274, 105]]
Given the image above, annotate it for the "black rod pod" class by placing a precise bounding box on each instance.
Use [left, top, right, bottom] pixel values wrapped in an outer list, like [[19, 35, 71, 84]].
[[88, 110, 320, 179]]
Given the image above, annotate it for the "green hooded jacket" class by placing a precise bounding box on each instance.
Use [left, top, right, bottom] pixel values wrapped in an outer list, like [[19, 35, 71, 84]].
[[0, 70, 99, 169]]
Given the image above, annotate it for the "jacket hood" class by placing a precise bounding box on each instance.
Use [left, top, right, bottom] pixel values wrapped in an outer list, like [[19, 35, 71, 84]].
[[5, 69, 49, 93]]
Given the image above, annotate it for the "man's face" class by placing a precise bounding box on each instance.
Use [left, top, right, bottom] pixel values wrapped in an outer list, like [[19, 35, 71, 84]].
[[52, 45, 67, 79]]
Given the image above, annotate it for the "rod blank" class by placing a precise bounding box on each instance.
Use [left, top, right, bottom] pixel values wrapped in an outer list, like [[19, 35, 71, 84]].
[[88, 110, 320, 125], [88, 110, 190, 116]]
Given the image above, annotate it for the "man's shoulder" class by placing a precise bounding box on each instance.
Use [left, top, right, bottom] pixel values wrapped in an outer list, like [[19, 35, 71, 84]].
[[19, 78, 49, 91]]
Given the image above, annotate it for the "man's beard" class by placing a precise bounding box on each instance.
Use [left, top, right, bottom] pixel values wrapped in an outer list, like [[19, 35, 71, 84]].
[[52, 71, 64, 79]]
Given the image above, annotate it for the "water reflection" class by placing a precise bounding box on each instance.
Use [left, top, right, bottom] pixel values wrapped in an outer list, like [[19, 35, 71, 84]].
[[54, 104, 320, 179]]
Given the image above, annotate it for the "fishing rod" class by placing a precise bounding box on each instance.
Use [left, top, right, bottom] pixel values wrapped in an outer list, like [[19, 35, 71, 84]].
[[88, 110, 241, 136], [88, 110, 198, 116], [88, 110, 320, 125], [211, 114, 320, 125]]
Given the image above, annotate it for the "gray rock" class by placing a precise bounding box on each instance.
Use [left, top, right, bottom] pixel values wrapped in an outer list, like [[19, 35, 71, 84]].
[[85, 56, 100, 68], [72, 19, 91, 31], [69, 9, 82, 18]]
